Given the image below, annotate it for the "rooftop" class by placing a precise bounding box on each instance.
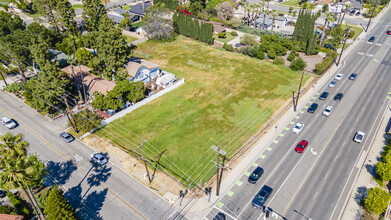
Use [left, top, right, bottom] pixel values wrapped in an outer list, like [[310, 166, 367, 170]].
[[125, 57, 160, 77]]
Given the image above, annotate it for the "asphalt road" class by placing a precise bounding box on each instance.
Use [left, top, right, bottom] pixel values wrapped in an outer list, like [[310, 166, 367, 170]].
[[0, 92, 171, 220], [205, 6, 391, 220]]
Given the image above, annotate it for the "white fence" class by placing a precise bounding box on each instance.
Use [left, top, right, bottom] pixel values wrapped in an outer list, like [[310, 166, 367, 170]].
[[102, 78, 185, 125]]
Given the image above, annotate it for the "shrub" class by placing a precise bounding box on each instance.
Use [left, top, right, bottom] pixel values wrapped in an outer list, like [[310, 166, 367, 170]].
[[267, 48, 276, 59], [4, 83, 23, 93], [257, 51, 265, 60], [223, 43, 234, 52], [249, 46, 259, 57], [209, 17, 221, 22], [6, 192, 21, 208], [240, 34, 257, 46], [290, 58, 306, 71], [218, 32, 226, 38], [242, 46, 251, 55], [230, 31, 238, 36], [315, 56, 334, 74], [273, 57, 285, 65], [207, 7, 217, 17], [364, 187, 391, 214], [287, 52, 296, 61], [272, 43, 288, 56], [0, 205, 16, 214]]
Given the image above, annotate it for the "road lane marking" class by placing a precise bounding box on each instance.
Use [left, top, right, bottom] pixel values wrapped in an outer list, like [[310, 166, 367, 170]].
[[375, 43, 382, 46], [217, 202, 224, 208], [252, 163, 258, 167], [289, 121, 294, 124], [303, 106, 308, 109], [357, 52, 365, 55], [299, 110, 304, 114], [227, 191, 234, 197], [278, 133, 284, 137], [313, 192, 318, 200], [259, 155, 265, 159], [324, 172, 329, 178], [245, 172, 250, 176], [236, 181, 242, 186], [295, 116, 300, 119], [0, 106, 148, 220], [272, 140, 278, 144], [308, 101, 313, 104], [284, 127, 289, 131], [266, 147, 272, 151], [316, 92, 320, 95], [366, 54, 374, 57], [312, 97, 316, 99]]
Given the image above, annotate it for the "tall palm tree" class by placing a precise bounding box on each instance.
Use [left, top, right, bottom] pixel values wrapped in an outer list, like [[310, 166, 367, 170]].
[[243, 3, 252, 25], [271, 10, 278, 31], [262, 3, 269, 29], [319, 12, 333, 46], [0, 133, 28, 161], [339, 3, 351, 25], [252, 3, 262, 28]]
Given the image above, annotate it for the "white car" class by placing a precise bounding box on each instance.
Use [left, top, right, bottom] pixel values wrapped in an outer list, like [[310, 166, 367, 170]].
[[292, 122, 304, 134], [91, 153, 108, 165], [322, 106, 334, 117], [1, 117, 17, 129], [335, 73, 343, 81], [353, 131, 365, 143], [328, 80, 337, 88]]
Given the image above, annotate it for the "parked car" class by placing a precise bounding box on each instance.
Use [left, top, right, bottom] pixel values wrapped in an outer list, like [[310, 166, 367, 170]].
[[349, 73, 357, 80], [353, 131, 365, 143], [328, 80, 337, 88], [59, 132, 75, 143], [387, 31, 391, 35], [319, 91, 329, 100], [334, 93, 344, 102], [355, 11, 360, 16], [1, 117, 17, 129], [252, 185, 273, 209], [105, 109, 116, 116], [91, 153, 108, 165], [248, 167, 264, 184], [295, 140, 309, 153], [235, 43, 243, 48], [213, 212, 226, 220], [292, 122, 304, 134], [335, 73, 343, 81], [307, 103, 318, 113], [349, 10, 356, 15], [368, 36, 375, 42], [322, 106, 334, 117]]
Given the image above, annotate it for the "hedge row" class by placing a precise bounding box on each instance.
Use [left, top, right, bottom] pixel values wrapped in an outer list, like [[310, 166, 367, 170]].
[[314, 50, 338, 74]]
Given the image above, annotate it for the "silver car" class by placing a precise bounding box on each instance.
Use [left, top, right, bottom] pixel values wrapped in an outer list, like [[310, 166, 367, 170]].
[[322, 106, 334, 117], [328, 80, 337, 88], [353, 131, 365, 143], [91, 153, 108, 165], [1, 117, 17, 129]]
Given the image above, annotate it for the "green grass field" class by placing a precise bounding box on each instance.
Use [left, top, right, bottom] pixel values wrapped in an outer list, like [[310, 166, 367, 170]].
[[71, 4, 83, 9], [96, 36, 308, 186], [213, 33, 236, 43], [279, 0, 299, 7], [122, 34, 138, 43], [123, 5, 131, 10], [342, 25, 363, 39], [131, 21, 146, 29]]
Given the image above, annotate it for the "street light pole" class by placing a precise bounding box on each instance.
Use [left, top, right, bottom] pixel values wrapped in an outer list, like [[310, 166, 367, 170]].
[[337, 28, 351, 66], [366, 0, 379, 32]]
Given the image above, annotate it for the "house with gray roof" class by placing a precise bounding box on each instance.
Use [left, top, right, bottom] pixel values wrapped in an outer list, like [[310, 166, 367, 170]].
[[128, 2, 151, 17]]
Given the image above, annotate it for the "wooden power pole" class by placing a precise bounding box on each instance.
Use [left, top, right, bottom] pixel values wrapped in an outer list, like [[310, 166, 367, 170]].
[[64, 96, 78, 133], [0, 70, 7, 86], [295, 71, 305, 109], [137, 141, 151, 183], [211, 145, 226, 196]]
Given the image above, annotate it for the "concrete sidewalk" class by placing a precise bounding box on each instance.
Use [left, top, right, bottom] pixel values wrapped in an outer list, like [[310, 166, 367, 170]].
[[179, 4, 391, 220]]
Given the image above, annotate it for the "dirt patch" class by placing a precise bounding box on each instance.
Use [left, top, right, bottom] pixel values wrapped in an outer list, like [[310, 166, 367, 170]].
[[280, 52, 323, 73], [81, 134, 185, 200]]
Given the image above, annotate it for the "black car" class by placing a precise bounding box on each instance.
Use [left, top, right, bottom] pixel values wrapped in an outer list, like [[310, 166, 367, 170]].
[[319, 91, 329, 100], [349, 73, 357, 80], [252, 185, 273, 209], [334, 93, 344, 102], [307, 103, 318, 113], [213, 212, 226, 220], [248, 167, 264, 184], [59, 132, 75, 143], [368, 36, 375, 42]]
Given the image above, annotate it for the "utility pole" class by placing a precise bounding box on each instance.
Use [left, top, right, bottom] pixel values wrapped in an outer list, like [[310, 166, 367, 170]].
[[337, 28, 351, 66], [0, 70, 7, 86], [64, 96, 78, 133], [294, 71, 305, 110], [211, 145, 226, 196], [73, 42, 87, 103], [366, 0, 379, 32], [292, 91, 296, 111], [137, 141, 151, 183]]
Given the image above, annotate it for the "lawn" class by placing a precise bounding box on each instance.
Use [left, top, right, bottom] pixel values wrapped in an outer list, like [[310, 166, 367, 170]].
[[71, 4, 83, 9], [123, 5, 131, 10], [96, 36, 308, 186], [122, 34, 138, 43], [279, 0, 299, 7], [213, 33, 236, 43], [131, 21, 146, 28], [342, 25, 363, 39]]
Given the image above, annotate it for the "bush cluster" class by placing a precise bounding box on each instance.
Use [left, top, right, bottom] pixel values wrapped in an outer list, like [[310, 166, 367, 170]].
[[223, 43, 234, 52], [218, 32, 226, 38], [314, 49, 338, 74], [290, 58, 306, 71], [273, 57, 285, 65]]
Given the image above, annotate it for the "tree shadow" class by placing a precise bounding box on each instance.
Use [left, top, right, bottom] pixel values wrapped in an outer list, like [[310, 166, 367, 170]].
[[45, 160, 78, 186], [151, 149, 166, 182], [82, 164, 112, 199], [78, 188, 108, 220], [354, 186, 367, 205], [365, 164, 376, 176]]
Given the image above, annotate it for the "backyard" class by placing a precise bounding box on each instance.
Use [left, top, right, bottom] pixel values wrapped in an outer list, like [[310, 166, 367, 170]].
[[96, 36, 309, 186]]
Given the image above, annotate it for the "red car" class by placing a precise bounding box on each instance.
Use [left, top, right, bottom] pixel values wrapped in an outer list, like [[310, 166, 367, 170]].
[[387, 31, 391, 35], [295, 140, 309, 153]]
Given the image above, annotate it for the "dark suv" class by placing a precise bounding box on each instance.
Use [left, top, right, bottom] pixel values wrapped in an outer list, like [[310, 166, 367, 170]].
[[252, 185, 273, 209], [307, 103, 318, 113], [248, 167, 264, 184], [334, 93, 344, 102], [368, 36, 375, 42], [319, 92, 329, 100], [349, 73, 357, 80]]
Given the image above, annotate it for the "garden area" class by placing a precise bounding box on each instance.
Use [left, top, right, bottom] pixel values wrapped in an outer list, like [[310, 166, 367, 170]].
[[96, 35, 309, 186]]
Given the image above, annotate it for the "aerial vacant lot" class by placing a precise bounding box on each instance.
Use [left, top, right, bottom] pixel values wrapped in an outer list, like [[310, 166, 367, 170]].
[[97, 36, 308, 186]]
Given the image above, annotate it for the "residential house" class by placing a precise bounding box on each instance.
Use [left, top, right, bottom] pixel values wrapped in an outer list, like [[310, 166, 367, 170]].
[[316, 0, 333, 6], [341, 0, 363, 10], [107, 13, 125, 25], [156, 73, 176, 89], [254, 14, 289, 30], [0, 214, 24, 220], [128, 2, 151, 21], [125, 58, 160, 83], [329, 4, 345, 12], [62, 65, 116, 96]]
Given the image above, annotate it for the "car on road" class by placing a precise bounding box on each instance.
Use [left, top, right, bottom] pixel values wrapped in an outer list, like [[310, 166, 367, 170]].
[[319, 91, 329, 100], [295, 140, 309, 153], [353, 131, 365, 143], [349, 73, 357, 80], [1, 117, 17, 129], [248, 166, 264, 184], [322, 106, 334, 117], [292, 122, 304, 134], [307, 103, 318, 113], [333, 93, 344, 102], [91, 153, 108, 165], [213, 212, 226, 220], [252, 185, 273, 209], [368, 36, 375, 42], [328, 80, 337, 88], [387, 31, 391, 35], [355, 11, 360, 16], [335, 73, 343, 81], [59, 132, 75, 143]]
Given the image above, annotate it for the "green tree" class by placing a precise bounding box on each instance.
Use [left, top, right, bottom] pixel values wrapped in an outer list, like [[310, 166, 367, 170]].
[[30, 36, 52, 70], [92, 91, 106, 110], [0, 133, 28, 161], [69, 109, 102, 133], [95, 15, 130, 79], [364, 187, 391, 214], [322, 4, 329, 12], [0, 11, 25, 36], [145, 3, 174, 41], [27, 22, 61, 47], [32, 0, 60, 31], [267, 48, 276, 59], [56, 0, 78, 35], [376, 161, 391, 181], [240, 34, 257, 46], [76, 48, 93, 67], [290, 57, 306, 71], [293, 9, 317, 55], [44, 185, 77, 220], [82, 0, 106, 32], [257, 50, 265, 59]]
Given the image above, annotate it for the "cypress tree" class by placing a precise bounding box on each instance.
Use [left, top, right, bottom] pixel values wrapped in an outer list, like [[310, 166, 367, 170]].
[[44, 186, 77, 220]]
